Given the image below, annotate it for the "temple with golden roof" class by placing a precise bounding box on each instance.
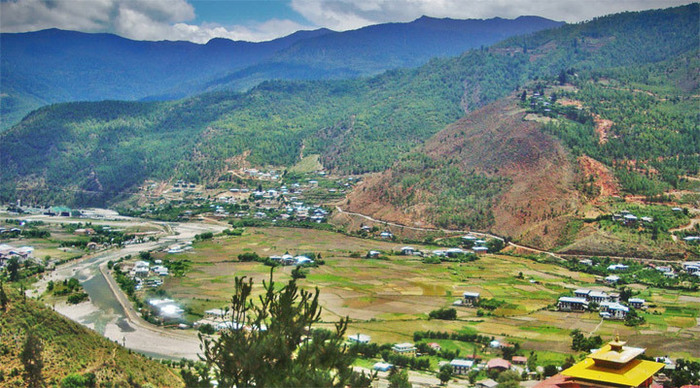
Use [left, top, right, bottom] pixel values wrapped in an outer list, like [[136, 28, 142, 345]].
[[535, 337, 666, 388]]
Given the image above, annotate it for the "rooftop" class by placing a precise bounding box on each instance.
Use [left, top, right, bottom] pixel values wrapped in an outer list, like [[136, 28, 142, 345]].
[[561, 341, 665, 387], [590, 340, 644, 364]]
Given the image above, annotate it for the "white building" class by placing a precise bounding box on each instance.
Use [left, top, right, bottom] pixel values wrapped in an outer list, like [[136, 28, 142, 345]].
[[348, 334, 371, 344]]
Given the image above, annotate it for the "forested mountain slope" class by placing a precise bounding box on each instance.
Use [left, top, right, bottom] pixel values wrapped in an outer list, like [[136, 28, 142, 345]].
[[0, 16, 562, 131], [348, 49, 699, 250], [345, 96, 580, 244], [0, 4, 697, 208]]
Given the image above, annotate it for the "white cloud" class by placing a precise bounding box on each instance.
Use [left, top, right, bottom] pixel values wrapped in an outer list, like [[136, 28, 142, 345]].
[[291, 0, 694, 31], [0, 0, 313, 43], [0, 0, 694, 43]]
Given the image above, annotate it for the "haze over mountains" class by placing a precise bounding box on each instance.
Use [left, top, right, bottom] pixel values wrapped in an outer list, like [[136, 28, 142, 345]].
[[0, 15, 563, 130]]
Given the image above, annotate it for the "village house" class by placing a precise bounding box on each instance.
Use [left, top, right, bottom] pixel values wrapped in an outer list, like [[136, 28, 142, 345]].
[[476, 379, 499, 388], [558, 297, 589, 312], [427, 342, 441, 352], [607, 264, 629, 271], [574, 289, 614, 303], [683, 261, 700, 274], [380, 231, 394, 239], [628, 298, 645, 309], [446, 248, 465, 257], [463, 291, 480, 306], [74, 228, 95, 235], [512, 356, 528, 365], [348, 334, 371, 344], [599, 302, 629, 320], [487, 358, 511, 371], [392, 343, 417, 355], [367, 250, 380, 258], [473, 246, 489, 254], [605, 275, 620, 284], [450, 359, 474, 375], [400, 246, 415, 255]]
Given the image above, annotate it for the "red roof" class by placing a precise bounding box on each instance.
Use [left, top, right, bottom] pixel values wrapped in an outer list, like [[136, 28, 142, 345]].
[[534, 374, 580, 388], [427, 342, 441, 349], [487, 358, 511, 370], [512, 356, 528, 364]]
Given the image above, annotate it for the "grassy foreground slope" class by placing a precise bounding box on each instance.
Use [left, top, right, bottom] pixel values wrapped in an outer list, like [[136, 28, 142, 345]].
[[0, 4, 697, 207], [0, 287, 183, 387]]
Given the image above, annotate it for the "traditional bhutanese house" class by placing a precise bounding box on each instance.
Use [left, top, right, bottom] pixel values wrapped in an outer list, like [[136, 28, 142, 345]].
[[400, 246, 415, 255], [476, 379, 499, 388], [512, 356, 528, 365], [599, 302, 629, 320], [463, 291, 480, 306], [392, 343, 417, 355], [588, 290, 611, 303], [450, 359, 474, 375], [558, 297, 589, 312], [427, 342, 441, 351], [348, 334, 371, 344], [472, 246, 489, 254], [487, 358, 511, 371], [628, 298, 645, 309], [537, 338, 665, 388]]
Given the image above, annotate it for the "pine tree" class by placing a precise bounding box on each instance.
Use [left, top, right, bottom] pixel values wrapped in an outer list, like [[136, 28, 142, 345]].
[[0, 280, 8, 311], [21, 331, 44, 387], [198, 271, 357, 387]]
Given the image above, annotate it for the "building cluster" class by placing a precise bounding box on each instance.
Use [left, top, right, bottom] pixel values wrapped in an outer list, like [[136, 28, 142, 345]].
[[0, 243, 34, 267], [612, 210, 655, 225], [268, 254, 314, 266], [557, 289, 645, 320], [193, 308, 266, 332], [165, 242, 193, 254], [367, 337, 528, 378], [682, 261, 700, 277], [243, 169, 281, 181], [384, 239, 490, 259], [0, 226, 23, 236], [127, 260, 169, 290]]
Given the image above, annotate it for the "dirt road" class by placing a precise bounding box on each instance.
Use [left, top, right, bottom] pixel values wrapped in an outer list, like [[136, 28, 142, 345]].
[[334, 206, 685, 264]]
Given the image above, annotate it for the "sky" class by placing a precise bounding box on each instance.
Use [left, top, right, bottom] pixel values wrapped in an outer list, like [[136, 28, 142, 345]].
[[0, 0, 694, 43]]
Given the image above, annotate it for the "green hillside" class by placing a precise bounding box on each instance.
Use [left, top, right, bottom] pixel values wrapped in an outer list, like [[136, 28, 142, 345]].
[[0, 4, 697, 207], [0, 286, 183, 387], [543, 50, 700, 196], [348, 49, 699, 251]]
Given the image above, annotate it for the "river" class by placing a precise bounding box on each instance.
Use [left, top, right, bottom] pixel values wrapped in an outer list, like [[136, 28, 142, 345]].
[[26, 214, 227, 360]]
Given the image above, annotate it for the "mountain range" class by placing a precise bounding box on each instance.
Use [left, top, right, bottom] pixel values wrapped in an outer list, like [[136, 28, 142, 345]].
[[0, 15, 563, 130], [0, 4, 698, 253]]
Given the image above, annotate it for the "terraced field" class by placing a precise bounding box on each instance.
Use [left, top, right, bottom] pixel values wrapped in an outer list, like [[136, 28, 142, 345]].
[[159, 227, 700, 358]]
